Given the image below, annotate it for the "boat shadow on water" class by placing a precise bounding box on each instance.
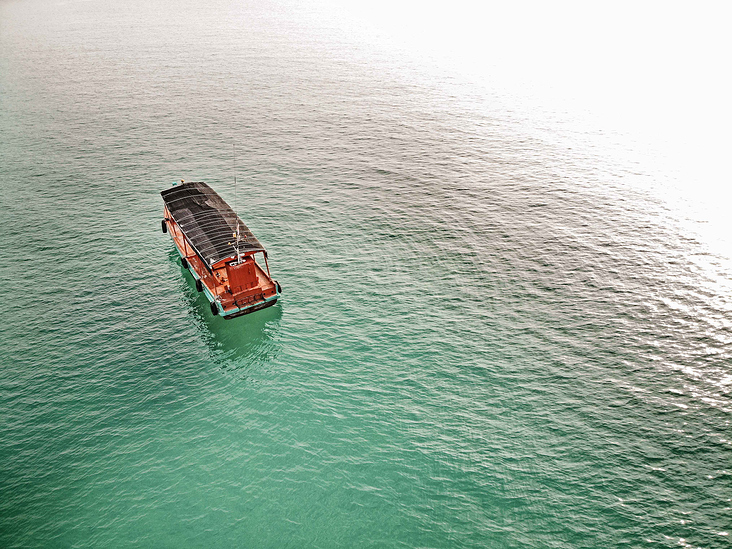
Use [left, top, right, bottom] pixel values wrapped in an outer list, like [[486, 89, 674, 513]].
[[173, 253, 283, 370]]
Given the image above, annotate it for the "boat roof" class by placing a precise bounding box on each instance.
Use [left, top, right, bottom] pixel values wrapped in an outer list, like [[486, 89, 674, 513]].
[[161, 181, 265, 266]]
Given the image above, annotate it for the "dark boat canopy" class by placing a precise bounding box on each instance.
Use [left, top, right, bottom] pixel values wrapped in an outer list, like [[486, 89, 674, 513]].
[[161, 181, 265, 266]]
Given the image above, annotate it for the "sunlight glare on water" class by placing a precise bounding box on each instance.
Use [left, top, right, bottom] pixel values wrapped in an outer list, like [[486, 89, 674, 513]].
[[327, 0, 732, 259]]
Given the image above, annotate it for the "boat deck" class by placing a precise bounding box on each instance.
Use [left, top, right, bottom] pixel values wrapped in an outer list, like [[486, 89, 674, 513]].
[[167, 213, 277, 314]]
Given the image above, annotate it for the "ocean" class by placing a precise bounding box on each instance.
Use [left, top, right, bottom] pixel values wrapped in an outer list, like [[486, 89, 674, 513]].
[[1, 0, 730, 547]]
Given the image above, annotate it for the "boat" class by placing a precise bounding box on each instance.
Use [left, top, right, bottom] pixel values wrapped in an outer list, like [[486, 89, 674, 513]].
[[161, 180, 281, 319]]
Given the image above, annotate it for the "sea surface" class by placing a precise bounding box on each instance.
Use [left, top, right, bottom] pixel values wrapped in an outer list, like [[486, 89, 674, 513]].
[[1, 1, 731, 547]]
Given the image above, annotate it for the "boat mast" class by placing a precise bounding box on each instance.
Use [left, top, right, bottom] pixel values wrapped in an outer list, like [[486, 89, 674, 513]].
[[233, 144, 241, 264]]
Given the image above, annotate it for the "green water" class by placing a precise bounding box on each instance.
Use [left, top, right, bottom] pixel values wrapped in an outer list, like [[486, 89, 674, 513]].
[[1, 1, 731, 547]]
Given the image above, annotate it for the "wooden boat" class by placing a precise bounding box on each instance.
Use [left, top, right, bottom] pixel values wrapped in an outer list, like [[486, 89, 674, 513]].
[[161, 181, 281, 319]]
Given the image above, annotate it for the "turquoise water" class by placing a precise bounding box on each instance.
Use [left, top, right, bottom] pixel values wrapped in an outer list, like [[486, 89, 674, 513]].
[[1, 1, 731, 547]]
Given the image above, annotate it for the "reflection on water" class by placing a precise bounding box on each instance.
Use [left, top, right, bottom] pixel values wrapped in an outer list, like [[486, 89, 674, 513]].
[[199, 303, 282, 370]]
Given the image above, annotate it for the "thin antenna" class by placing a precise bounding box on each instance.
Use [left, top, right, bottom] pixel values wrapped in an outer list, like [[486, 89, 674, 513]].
[[233, 144, 241, 264]]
